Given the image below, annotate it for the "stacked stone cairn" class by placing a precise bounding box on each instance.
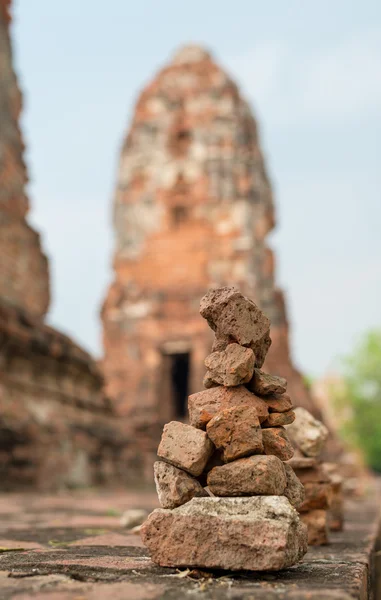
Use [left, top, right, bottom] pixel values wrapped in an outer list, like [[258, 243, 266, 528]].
[[286, 408, 337, 545], [141, 287, 308, 571]]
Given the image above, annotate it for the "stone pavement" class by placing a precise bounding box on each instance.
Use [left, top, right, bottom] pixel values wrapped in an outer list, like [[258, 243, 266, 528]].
[[0, 487, 379, 599]]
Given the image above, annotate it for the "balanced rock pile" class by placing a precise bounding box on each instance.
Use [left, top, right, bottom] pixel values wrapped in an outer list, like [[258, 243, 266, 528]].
[[286, 408, 335, 545], [141, 287, 308, 571]]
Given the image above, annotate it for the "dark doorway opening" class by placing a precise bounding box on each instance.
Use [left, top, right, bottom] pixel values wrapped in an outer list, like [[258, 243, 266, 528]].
[[170, 353, 190, 418]]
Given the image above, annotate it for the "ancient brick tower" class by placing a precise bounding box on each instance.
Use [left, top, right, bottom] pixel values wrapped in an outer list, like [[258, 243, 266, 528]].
[[0, 1, 130, 489], [102, 45, 321, 467], [0, 0, 50, 315]]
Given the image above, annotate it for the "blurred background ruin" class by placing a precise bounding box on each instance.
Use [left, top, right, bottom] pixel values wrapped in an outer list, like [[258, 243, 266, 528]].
[[0, 0, 380, 490]]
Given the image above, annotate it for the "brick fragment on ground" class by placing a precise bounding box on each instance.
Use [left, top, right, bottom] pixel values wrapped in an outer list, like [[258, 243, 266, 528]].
[[157, 421, 213, 476], [200, 287, 271, 367], [300, 509, 329, 546], [188, 385, 269, 429], [207, 455, 287, 496], [247, 368, 287, 396], [262, 409, 295, 427], [287, 407, 329, 457], [154, 461, 207, 509], [141, 496, 307, 571], [283, 463, 305, 509], [204, 343, 255, 386], [206, 405, 263, 462], [263, 393, 293, 413], [262, 427, 294, 461], [120, 508, 148, 529]]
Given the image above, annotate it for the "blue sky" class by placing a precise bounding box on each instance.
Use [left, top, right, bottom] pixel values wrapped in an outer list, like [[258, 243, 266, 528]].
[[11, 0, 381, 376]]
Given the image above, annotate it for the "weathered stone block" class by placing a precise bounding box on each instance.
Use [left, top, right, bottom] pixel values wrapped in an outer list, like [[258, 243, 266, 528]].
[[157, 421, 213, 476], [283, 464, 305, 509], [287, 407, 329, 457], [262, 410, 295, 427], [262, 427, 294, 461], [206, 405, 263, 462], [141, 496, 308, 571], [154, 461, 207, 509], [200, 287, 271, 367], [204, 343, 255, 387], [300, 509, 329, 546], [188, 385, 269, 429], [207, 454, 287, 496], [247, 368, 287, 396], [263, 393, 293, 413], [298, 482, 332, 512]]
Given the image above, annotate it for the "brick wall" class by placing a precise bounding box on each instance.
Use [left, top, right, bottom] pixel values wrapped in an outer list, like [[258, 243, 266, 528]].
[[0, 1, 131, 489], [0, 0, 50, 317]]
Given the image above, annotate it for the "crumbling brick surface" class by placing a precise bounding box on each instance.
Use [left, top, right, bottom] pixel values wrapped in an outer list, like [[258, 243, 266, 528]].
[[0, 2, 49, 317], [0, 300, 135, 490], [0, 2, 130, 490]]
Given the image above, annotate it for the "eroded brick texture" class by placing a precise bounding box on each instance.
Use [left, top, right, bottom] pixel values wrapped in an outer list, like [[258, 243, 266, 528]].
[[0, 0, 49, 317], [0, 2, 130, 489], [102, 45, 322, 471]]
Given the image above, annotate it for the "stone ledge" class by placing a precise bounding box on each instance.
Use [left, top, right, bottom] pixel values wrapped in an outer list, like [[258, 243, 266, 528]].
[[0, 486, 379, 599], [0, 299, 102, 377]]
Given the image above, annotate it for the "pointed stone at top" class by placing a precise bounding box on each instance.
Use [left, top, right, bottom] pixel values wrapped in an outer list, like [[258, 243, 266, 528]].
[[200, 287, 272, 368], [171, 44, 212, 65]]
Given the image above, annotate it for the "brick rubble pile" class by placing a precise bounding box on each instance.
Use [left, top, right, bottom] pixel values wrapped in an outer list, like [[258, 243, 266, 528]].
[[286, 408, 344, 545], [141, 287, 308, 571]]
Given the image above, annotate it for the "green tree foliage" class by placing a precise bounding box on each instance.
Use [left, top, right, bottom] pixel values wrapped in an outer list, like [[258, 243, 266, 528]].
[[335, 329, 381, 473]]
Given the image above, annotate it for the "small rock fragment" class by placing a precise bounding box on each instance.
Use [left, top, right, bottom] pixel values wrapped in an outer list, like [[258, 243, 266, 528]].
[[200, 287, 271, 367], [158, 421, 214, 476], [154, 461, 207, 509], [141, 496, 308, 571], [247, 369, 287, 396], [287, 408, 329, 457], [263, 393, 293, 413], [300, 509, 329, 546], [283, 464, 305, 509], [206, 405, 263, 462], [262, 410, 295, 427], [207, 455, 286, 496], [204, 343, 255, 387], [188, 386, 269, 429], [120, 508, 148, 529], [262, 427, 294, 461]]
